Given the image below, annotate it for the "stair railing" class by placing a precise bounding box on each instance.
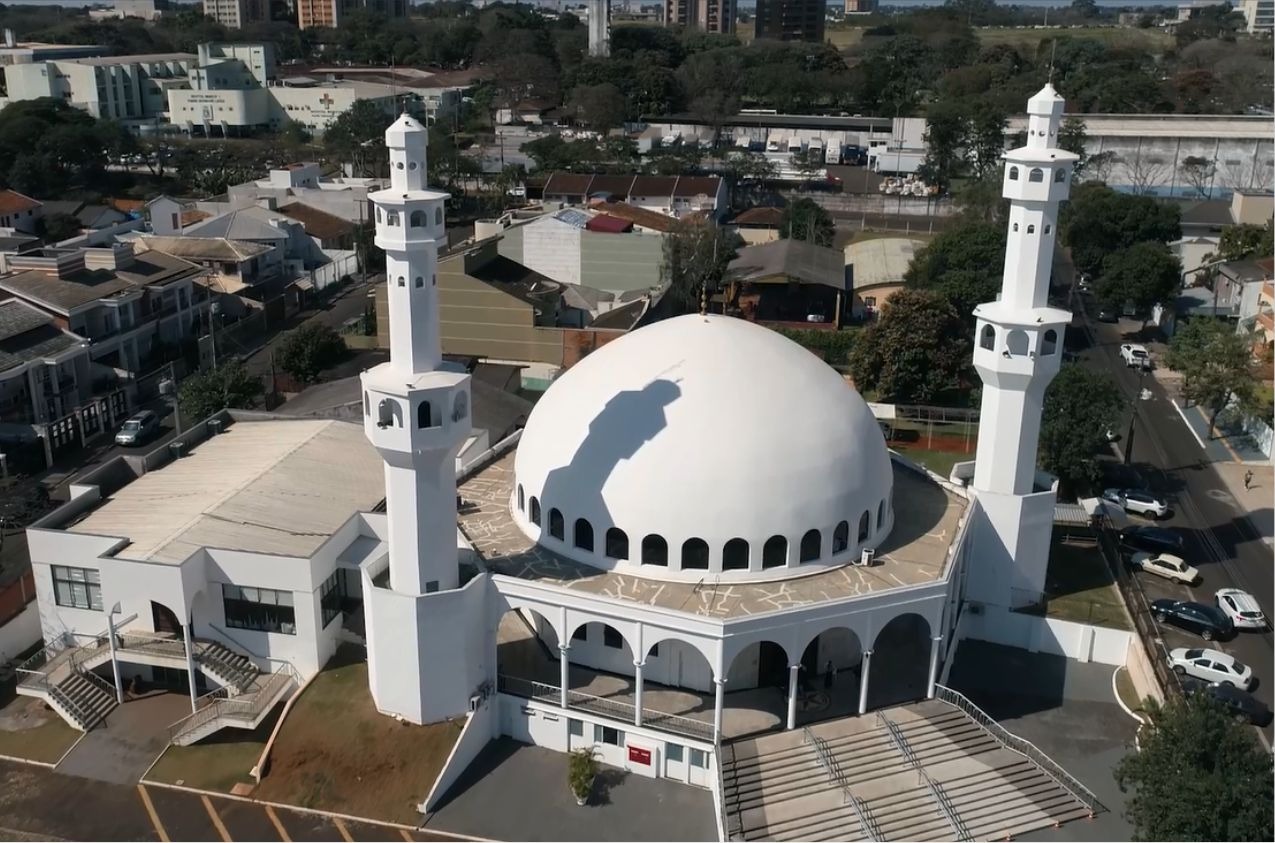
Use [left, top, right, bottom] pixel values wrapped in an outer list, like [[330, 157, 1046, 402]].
[[804, 728, 884, 841], [167, 663, 300, 744], [877, 713, 970, 842], [933, 684, 1105, 816]]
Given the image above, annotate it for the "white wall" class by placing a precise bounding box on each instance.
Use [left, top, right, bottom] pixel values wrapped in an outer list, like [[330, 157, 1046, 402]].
[[961, 605, 1132, 667], [523, 219, 582, 287], [0, 601, 41, 658], [423, 694, 497, 811]]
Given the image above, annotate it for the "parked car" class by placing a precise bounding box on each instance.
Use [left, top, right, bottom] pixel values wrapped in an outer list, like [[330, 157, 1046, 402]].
[[1102, 488, 1169, 518], [1180, 677, 1273, 726], [1169, 647, 1254, 690], [114, 410, 161, 446], [1097, 307, 1118, 323], [1119, 343, 1152, 370], [1132, 552, 1199, 584], [1151, 599, 1233, 641], [1215, 588, 1268, 631], [1120, 525, 1185, 556]]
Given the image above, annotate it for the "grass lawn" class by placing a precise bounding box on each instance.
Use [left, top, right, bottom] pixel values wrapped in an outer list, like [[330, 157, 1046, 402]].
[[889, 446, 965, 480], [974, 25, 1174, 54], [145, 709, 280, 793], [253, 646, 463, 825], [0, 691, 81, 764], [1043, 532, 1132, 631]]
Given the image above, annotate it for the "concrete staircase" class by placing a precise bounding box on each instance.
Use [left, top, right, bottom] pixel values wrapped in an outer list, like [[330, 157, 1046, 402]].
[[719, 697, 1098, 842], [168, 665, 299, 746], [48, 671, 117, 731]]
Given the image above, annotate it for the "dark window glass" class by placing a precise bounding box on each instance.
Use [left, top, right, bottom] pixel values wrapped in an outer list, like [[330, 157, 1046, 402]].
[[222, 584, 296, 635]]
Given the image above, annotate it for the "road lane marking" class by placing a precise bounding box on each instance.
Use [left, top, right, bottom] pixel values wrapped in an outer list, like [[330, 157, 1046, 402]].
[[202, 795, 232, 843], [334, 817, 354, 842], [400, 830, 414, 842], [265, 806, 291, 842], [136, 785, 170, 843]]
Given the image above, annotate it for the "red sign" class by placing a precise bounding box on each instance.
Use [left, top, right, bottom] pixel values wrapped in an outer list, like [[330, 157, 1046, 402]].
[[628, 745, 652, 765]]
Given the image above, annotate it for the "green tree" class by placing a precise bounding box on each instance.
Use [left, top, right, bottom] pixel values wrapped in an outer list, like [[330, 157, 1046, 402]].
[[274, 322, 349, 385], [1057, 117, 1089, 175], [1180, 155, 1217, 199], [661, 218, 739, 315], [323, 100, 394, 178], [1070, 0, 1099, 18], [568, 83, 627, 133], [848, 289, 969, 404], [779, 198, 835, 247], [904, 219, 1006, 326], [1095, 242, 1181, 323], [919, 101, 965, 192], [1115, 693, 1273, 841], [177, 362, 264, 422], [1039, 365, 1124, 493], [39, 212, 82, 244], [1165, 318, 1258, 437], [1217, 222, 1275, 261], [1060, 183, 1182, 277]]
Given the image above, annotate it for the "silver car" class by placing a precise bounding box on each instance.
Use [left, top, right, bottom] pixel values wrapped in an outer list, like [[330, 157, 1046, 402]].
[[115, 411, 159, 446]]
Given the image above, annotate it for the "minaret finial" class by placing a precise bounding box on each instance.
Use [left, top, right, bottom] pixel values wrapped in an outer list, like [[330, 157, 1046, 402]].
[[700, 283, 708, 317], [1048, 40, 1057, 85]]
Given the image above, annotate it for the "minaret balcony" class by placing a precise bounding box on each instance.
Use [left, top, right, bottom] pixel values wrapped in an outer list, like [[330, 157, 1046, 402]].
[[360, 366, 472, 462], [1002, 152, 1077, 205]]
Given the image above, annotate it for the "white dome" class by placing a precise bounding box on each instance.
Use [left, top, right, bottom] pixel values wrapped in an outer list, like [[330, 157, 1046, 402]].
[[511, 314, 894, 582]]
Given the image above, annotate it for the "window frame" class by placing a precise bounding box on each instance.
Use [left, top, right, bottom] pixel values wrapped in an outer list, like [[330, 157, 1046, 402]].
[[51, 565, 103, 612], [222, 583, 297, 635]]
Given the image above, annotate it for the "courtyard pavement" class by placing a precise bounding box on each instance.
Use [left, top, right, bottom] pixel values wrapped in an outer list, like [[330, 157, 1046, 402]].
[[946, 640, 1138, 842], [423, 738, 717, 842], [54, 691, 190, 785]]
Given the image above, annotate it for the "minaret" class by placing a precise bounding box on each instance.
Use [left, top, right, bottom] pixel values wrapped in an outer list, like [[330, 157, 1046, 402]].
[[965, 84, 1077, 610], [588, 0, 610, 57], [362, 114, 470, 597]]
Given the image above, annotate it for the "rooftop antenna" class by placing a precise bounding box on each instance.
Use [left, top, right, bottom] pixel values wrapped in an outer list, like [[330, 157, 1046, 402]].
[[1048, 40, 1057, 85]]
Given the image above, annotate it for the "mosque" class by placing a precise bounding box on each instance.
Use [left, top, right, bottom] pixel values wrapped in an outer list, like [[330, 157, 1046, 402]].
[[22, 84, 1094, 836]]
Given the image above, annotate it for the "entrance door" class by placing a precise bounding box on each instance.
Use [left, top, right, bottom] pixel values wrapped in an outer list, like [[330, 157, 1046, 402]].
[[152, 601, 181, 635], [757, 641, 787, 690]]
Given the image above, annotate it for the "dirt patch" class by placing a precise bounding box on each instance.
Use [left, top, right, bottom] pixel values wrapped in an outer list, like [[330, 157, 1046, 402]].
[[253, 646, 463, 824], [0, 691, 80, 764]]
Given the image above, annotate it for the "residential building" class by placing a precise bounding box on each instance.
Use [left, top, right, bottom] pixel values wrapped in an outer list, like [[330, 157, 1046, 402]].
[[588, 0, 611, 56], [0, 30, 109, 67], [844, 0, 877, 12], [297, 0, 410, 29], [89, 0, 170, 21], [202, 0, 269, 29], [226, 163, 384, 224], [726, 206, 783, 244], [0, 242, 207, 374], [0, 298, 92, 425], [39, 202, 130, 236], [276, 203, 358, 249], [664, 0, 736, 33], [0, 191, 43, 235], [0, 233, 40, 274], [3, 53, 194, 125], [724, 238, 849, 326], [1238, 0, 1274, 33], [138, 235, 289, 310], [844, 237, 926, 320], [540, 173, 728, 220], [754, 0, 827, 43]]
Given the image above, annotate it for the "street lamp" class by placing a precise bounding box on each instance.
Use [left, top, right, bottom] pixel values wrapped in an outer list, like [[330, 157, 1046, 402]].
[[1123, 367, 1153, 466], [107, 602, 124, 704], [158, 362, 182, 435]]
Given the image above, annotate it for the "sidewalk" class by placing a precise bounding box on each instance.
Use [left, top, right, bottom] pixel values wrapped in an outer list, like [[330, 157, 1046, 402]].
[[1212, 462, 1275, 551], [1170, 399, 1269, 464]]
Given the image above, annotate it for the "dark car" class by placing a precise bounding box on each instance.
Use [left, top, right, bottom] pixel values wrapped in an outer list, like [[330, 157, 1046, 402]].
[[1151, 598, 1234, 641], [1180, 677, 1273, 726], [1097, 307, 1118, 323], [1120, 525, 1185, 556]]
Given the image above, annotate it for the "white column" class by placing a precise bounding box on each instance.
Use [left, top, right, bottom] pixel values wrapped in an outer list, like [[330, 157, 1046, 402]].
[[927, 636, 943, 699], [858, 650, 873, 715], [786, 664, 800, 730], [182, 620, 198, 713], [633, 660, 644, 727], [559, 643, 570, 709], [713, 677, 726, 742], [107, 613, 123, 705]]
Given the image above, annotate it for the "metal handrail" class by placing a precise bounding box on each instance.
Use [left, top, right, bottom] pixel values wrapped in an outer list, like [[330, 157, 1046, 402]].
[[48, 683, 94, 729], [81, 668, 115, 699], [496, 674, 714, 741], [877, 713, 968, 841], [169, 663, 299, 742], [922, 775, 970, 842], [804, 728, 883, 841], [933, 684, 1105, 815]]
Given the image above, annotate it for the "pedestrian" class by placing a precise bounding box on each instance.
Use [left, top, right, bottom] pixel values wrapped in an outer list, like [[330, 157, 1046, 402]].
[[1244, 469, 1254, 491], [823, 659, 834, 690]]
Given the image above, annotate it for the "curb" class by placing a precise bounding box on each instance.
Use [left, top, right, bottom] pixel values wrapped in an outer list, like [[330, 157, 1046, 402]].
[[1110, 667, 1144, 725], [0, 751, 56, 769]]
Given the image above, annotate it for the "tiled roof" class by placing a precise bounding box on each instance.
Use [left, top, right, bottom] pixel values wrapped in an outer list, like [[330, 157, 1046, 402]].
[[277, 202, 356, 240], [140, 235, 271, 262], [728, 238, 847, 291], [541, 173, 723, 204], [730, 207, 784, 227], [584, 200, 678, 233], [0, 190, 41, 216], [0, 250, 201, 312]]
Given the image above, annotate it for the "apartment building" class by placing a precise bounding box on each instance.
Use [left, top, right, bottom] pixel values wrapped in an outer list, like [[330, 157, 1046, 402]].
[[202, 0, 269, 29], [664, 0, 736, 33], [297, 0, 410, 29], [1238, 0, 1274, 33], [3, 53, 193, 124], [0, 299, 93, 426], [755, 0, 827, 42]]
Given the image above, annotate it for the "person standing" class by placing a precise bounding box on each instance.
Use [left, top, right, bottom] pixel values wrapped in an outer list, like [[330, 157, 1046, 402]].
[[1244, 469, 1254, 491], [824, 659, 834, 690]]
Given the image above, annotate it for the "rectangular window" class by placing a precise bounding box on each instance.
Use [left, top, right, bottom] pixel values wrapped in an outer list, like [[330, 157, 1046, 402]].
[[600, 725, 623, 746], [568, 719, 583, 737], [666, 743, 684, 763], [222, 584, 296, 635], [603, 626, 623, 649], [51, 566, 103, 611], [319, 570, 342, 628], [690, 748, 707, 768]]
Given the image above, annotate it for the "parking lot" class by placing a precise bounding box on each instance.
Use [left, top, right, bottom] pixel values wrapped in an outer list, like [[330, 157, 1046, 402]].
[[0, 760, 476, 843]]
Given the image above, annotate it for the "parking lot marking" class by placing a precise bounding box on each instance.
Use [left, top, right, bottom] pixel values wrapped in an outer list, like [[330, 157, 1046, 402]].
[[400, 830, 413, 842], [334, 817, 354, 842], [136, 785, 170, 843], [201, 795, 232, 842], [265, 805, 292, 842]]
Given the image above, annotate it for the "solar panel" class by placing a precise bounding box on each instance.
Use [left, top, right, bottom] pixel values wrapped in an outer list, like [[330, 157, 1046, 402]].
[[554, 209, 591, 229]]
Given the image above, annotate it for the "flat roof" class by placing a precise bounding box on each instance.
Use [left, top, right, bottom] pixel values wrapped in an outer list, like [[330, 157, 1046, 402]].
[[459, 450, 966, 619], [69, 419, 385, 564], [845, 237, 926, 289]]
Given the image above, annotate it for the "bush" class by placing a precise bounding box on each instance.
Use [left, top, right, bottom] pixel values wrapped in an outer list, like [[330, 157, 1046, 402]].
[[775, 327, 857, 365], [275, 322, 348, 385]]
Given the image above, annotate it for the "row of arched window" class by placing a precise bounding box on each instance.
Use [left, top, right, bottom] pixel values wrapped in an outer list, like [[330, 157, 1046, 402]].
[[1007, 166, 1067, 184], [376, 207, 443, 227], [364, 391, 469, 429], [1011, 221, 1052, 235], [516, 485, 889, 572], [395, 275, 436, 288], [979, 325, 1058, 356]]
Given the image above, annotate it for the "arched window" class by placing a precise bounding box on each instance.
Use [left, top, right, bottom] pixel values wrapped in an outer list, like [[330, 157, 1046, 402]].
[[1027, 225, 1035, 234], [529, 497, 541, 526], [606, 528, 628, 560], [516, 484, 525, 512], [723, 538, 749, 570], [1007, 329, 1029, 356], [681, 538, 708, 569], [574, 519, 594, 552], [1008, 166, 1019, 180], [410, 210, 425, 227], [858, 512, 870, 542], [397, 276, 405, 287], [980, 324, 995, 350], [762, 536, 787, 569], [800, 529, 821, 563], [1054, 169, 1066, 183], [548, 508, 564, 540], [415, 276, 424, 288], [642, 535, 668, 566], [434, 207, 443, 225], [1012, 223, 1019, 232], [1044, 224, 1051, 234], [877, 501, 886, 530], [386, 210, 400, 226], [417, 400, 433, 428], [377, 398, 401, 428], [1028, 168, 1044, 182], [1042, 329, 1058, 356], [833, 521, 849, 553]]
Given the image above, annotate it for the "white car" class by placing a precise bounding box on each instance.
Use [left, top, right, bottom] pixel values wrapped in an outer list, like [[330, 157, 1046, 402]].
[[1102, 488, 1170, 518], [1216, 588, 1268, 631], [1131, 552, 1200, 585], [1120, 343, 1152, 370], [1170, 647, 1254, 690]]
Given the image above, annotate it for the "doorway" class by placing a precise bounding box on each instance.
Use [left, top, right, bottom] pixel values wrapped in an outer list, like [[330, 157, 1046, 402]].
[[151, 601, 181, 635], [757, 641, 787, 690]]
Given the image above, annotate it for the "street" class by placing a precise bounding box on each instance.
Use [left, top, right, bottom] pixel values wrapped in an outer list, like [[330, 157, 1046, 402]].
[[1063, 257, 1274, 749]]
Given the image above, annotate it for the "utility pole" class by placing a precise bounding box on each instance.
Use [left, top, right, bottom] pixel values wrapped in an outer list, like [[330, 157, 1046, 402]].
[[1123, 367, 1149, 466]]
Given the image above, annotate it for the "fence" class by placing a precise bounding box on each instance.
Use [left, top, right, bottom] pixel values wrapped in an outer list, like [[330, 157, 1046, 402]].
[[496, 673, 715, 741], [0, 568, 34, 626], [875, 403, 981, 454]]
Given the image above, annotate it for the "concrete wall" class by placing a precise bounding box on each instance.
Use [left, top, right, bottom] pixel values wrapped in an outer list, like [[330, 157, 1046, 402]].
[[0, 600, 41, 657], [961, 605, 1132, 667], [523, 219, 582, 287], [423, 693, 497, 811], [579, 232, 664, 296]]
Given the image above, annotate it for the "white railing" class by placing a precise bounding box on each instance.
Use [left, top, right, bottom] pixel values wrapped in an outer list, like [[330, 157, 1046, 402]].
[[805, 728, 883, 841], [878, 712, 969, 842], [933, 684, 1104, 816], [168, 663, 299, 743], [496, 674, 715, 741]]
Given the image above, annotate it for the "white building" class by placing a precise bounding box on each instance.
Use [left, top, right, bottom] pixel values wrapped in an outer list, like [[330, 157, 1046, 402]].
[[1238, 0, 1274, 32], [89, 0, 169, 21], [588, 0, 611, 57], [0, 29, 109, 67], [226, 163, 384, 224], [2, 52, 194, 125], [202, 0, 268, 29], [16, 89, 1110, 835]]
